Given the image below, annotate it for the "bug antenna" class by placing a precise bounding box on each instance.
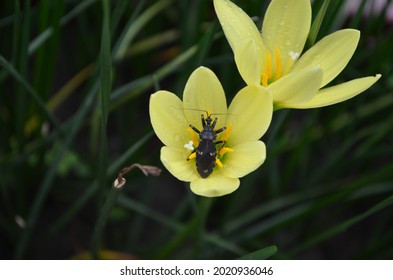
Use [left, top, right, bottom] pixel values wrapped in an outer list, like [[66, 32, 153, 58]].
[[171, 107, 207, 114], [182, 108, 209, 114], [172, 107, 242, 117]]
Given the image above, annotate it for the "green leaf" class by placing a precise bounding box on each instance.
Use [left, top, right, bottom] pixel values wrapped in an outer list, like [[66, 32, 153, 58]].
[[238, 246, 278, 260], [113, 0, 174, 61], [100, 0, 111, 126], [307, 0, 330, 47], [290, 193, 393, 256], [28, 0, 97, 55], [0, 55, 62, 132]]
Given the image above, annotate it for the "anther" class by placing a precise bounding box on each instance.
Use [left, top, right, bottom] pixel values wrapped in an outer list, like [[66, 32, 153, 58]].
[[187, 127, 199, 147], [260, 48, 283, 86], [215, 158, 223, 168], [184, 140, 194, 151], [220, 123, 233, 142], [218, 147, 234, 155], [261, 73, 269, 87], [187, 152, 196, 161], [266, 51, 272, 78]]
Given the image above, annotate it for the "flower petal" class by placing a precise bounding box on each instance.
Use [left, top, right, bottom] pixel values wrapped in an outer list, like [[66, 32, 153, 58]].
[[269, 66, 322, 108], [289, 74, 382, 109], [150, 91, 190, 147], [262, 0, 311, 72], [226, 85, 272, 144], [221, 141, 266, 179], [160, 146, 199, 182], [183, 67, 227, 130], [291, 29, 360, 87], [190, 172, 240, 197], [213, 0, 265, 53], [234, 38, 263, 86]]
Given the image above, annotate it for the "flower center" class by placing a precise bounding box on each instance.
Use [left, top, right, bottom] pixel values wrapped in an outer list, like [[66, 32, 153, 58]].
[[185, 123, 234, 169], [260, 48, 282, 87]]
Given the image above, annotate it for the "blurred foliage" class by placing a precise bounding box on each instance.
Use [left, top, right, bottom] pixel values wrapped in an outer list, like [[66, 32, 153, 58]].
[[0, 0, 393, 259]]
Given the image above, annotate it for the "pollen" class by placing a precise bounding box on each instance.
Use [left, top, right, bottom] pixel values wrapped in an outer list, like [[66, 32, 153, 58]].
[[184, 140, 195, 151]]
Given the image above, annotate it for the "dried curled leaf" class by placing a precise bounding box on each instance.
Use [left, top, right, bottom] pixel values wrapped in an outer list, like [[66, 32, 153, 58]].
[[113, 163, 161, 189]]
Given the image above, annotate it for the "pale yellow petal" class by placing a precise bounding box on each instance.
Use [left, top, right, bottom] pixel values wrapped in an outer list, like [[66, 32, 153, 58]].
[[291, 29, 360, 87], [234, 38, 263, 86], [270, 66, 322, 108], [262, 0, 311, 72], [290, 74, 382, 109], [160, 146, 199, 182], [213, 0, 265, 53], [149, 91, 190, 147], [190, 172, 240, 197], [226, 85, 272, 145], [221, 141, 266, 179], [183, 67, 227, 130]]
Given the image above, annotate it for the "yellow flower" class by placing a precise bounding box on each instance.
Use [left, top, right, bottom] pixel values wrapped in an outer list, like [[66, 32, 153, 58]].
[[214, 0, 381, 109], [149, 67, 272, 197]]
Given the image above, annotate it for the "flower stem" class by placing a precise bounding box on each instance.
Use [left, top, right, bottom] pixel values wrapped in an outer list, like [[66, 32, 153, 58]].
[[193, 197, 214, 258]]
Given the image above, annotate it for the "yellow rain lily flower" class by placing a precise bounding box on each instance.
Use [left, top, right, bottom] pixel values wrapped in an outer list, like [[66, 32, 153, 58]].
[[214, 0, 381, 109], [149, 67, 272, 197]]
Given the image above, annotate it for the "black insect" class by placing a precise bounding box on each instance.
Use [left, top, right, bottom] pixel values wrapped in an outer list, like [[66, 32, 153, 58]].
[[188, 112, 226, 178]]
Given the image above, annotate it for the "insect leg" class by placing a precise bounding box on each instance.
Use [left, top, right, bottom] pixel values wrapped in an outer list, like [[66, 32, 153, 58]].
[[214, 126, 226, 134], [210, 117, 218, 129], [189, 124, 200, 134], [215, 140, 226, 146], [215, 140, 226, 151], [216, 139, 234, 156], [201, 114, 206, 127]]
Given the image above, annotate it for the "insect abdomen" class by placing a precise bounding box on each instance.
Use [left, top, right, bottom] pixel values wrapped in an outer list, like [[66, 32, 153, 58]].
[[196, 140, 216, 178]]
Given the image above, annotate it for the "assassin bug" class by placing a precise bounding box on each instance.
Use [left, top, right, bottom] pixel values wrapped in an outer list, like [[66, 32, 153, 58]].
[[187, 111, 227, 178]]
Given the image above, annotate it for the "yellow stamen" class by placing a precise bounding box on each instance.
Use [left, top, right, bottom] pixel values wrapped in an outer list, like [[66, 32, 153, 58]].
[[260, 48, 283, 86], [265, 51, 272, 78], [187, 152, 196, 161], [275, 48, 282, 80], [187, 127, 199, 147], [220, 123, 233, 142], [218, 147, 234, 155], [216, 158, 223, 168], [260, 73, 269, 87], [214, 123, 233, 168]]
